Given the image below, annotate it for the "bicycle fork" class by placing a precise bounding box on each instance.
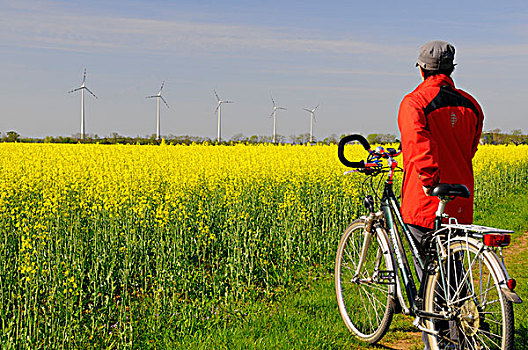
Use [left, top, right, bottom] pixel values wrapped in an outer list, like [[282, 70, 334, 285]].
[[352, 213, 384, 282]]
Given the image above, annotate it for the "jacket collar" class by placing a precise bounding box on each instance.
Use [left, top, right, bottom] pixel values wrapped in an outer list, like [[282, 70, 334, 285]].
[[419, 74, 455, 89]]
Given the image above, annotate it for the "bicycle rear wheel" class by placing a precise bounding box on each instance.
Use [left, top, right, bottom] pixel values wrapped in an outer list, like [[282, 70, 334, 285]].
[[335, 219, 395, 343], [423, 237, 514, 350]]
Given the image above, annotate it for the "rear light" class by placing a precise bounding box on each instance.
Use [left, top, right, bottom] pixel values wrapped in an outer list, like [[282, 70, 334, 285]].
[[483, 234, 511, 247], [507, 279, 517, 290]]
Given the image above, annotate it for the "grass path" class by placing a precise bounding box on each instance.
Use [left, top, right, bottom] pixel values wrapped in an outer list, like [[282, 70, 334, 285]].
[[180, 237, 527, 350], [171, 190, 528, 349], [181, 274, 423, 349]]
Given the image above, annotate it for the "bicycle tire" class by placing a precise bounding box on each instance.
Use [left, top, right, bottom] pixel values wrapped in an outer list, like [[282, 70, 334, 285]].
[[423, 237, 514, 350], [335, 219, 396, 343]]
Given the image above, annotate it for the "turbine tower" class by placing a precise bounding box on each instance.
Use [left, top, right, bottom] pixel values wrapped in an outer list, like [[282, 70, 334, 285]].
[[146, 81, 170, 140], [270, 96, 287, 143], [303, 105, 319, 143], [68, 69, 97, 140], [214, 90, 233, 142]]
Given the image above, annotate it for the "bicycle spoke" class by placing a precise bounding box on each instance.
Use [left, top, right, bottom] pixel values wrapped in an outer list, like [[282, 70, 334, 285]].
[[473, 326, 502, 350], [477, 326, 503, 347], [343, 247, 359, 271], [359, 285, 382, 326], [359, 284, 387, 310], [359, 279, 382, 333]]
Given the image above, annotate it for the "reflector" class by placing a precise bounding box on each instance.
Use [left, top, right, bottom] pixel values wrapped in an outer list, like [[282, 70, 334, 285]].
[[507, 279, 517, 290], [483, 234, 511, 247]]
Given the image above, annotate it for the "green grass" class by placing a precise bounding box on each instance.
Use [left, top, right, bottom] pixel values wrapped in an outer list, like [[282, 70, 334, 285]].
[[176, 187, 528, 350], [172, 276, 422, 350], [155, 272, 424, 350], [474, 188, 528, 233]]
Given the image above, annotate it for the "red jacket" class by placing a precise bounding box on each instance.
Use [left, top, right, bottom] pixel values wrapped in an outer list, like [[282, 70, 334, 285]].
[[397, 74, 484, 229]]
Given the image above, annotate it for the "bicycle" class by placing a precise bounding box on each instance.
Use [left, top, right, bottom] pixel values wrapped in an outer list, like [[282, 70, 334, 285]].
[[334, 134, 522, 350]]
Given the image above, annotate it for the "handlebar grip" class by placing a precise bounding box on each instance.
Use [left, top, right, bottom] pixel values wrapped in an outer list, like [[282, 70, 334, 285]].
[[338, 134, 371, 168]]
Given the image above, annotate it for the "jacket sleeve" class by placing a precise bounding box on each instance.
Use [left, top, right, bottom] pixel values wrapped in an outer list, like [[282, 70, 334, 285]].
[[398, 95, 440, 187], [458, 89, 484, 157], [471, 101, 484, 157]]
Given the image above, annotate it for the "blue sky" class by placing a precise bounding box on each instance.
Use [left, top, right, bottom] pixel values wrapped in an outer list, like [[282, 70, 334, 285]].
[[1, 0, 527, 140]]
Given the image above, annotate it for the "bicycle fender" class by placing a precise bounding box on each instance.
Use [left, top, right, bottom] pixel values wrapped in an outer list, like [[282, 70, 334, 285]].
[[501, 287, 523, 304], [452, 237, 523, 304], [479, 242, 523, 304]]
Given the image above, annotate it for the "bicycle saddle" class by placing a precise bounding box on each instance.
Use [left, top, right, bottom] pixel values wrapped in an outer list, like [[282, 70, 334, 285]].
[[430, 184, 470, 198]]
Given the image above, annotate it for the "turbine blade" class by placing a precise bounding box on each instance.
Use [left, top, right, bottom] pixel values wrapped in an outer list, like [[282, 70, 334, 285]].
[[68, 87, 82, 93], [146, 95, 157, 99], [303, 108, 312, 112], [279, 107, 287, 110], [214, 89, 220, 102], [85, 87, 98, 99], [83, 68, 87, 83], [160, 81, 165, 91], [314, 104, 320, 110], [224, 100, 234, 104], [271, 95, 276, 107], [160, 95, 170, 108]]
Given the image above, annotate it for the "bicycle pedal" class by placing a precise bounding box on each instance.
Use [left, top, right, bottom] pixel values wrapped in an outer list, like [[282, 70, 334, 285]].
[[376, 270, 396, 284]]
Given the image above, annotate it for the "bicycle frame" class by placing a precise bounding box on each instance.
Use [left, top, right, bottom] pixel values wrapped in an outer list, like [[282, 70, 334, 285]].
[[378, 180, 422, 313], [364, 175, 521, 319], [357, 152, 460, 317]]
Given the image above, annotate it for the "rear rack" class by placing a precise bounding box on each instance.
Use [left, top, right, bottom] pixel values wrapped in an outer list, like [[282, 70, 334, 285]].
[[442, 223, 514, 235]]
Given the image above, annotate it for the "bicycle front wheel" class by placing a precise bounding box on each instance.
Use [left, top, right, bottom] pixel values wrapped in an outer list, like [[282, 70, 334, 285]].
[[423, 237, 514, 350], [335, 219, 395, 343]]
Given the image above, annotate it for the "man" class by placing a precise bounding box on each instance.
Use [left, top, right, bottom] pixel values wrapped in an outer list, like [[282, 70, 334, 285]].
[[397, 40, 484, 348], [398, 40, 484, 252]]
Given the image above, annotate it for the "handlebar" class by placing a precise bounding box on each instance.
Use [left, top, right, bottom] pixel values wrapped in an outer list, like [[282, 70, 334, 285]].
[[338, 134, 402, 173], [338, 134, 371, 168]]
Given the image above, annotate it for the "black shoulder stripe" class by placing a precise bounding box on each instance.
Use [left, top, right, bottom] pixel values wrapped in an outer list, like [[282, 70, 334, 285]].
[[424, 86, 480, 118]]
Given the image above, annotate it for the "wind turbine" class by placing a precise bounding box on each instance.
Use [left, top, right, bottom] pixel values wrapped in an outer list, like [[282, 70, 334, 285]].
[[303, 104, 319, 143], [68, 69, 97, 140], [214, 90, 233, 142], [146, 81, 170, 140], [270, 96, 287, 143]]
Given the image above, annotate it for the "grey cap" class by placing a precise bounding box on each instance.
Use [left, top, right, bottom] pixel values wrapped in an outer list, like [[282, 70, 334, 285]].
[[416, 40, 456, 70]]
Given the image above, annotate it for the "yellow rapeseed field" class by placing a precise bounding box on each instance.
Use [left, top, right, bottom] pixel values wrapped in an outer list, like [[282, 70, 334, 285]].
[[0, 143, 527, 348]]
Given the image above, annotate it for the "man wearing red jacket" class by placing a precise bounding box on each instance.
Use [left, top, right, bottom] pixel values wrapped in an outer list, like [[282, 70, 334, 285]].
[[398, 40, 484, 349], [398, 40, 483, 249]]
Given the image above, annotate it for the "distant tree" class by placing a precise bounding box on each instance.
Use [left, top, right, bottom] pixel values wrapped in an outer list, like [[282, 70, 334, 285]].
[[260, 135, 272, 143], [275, 135, 286, 144], [230, 133, 247, 143], [479, 129, 528, 145], [481, 132, 493, 145], [248, 135, 259, 144], [4, 129, 524, 146], [147, 134, 158, 145], [367, 133, 398, 144], [510, 129, 526, 145], [294, 133, 311, 144], [5, 131, 20, 142], [323, 134, 339, 145]]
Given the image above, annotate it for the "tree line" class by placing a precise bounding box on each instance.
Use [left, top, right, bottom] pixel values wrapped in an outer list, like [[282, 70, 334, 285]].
[[1, 130, 526, 145]]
